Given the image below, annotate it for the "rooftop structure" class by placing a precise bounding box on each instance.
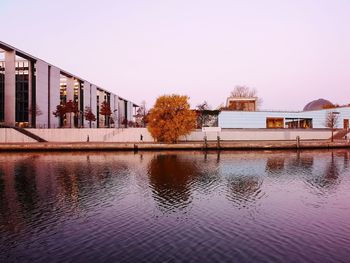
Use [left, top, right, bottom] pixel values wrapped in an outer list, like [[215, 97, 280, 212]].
[[226, 97, 257, 111]]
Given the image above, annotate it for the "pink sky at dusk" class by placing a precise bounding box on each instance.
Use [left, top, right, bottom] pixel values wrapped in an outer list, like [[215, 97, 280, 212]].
[[1, 0, 349, 110]]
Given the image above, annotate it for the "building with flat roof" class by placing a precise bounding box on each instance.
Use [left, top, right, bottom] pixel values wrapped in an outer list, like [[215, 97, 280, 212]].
[[219, 107, 350, 129], [0, 41, 138, 128]]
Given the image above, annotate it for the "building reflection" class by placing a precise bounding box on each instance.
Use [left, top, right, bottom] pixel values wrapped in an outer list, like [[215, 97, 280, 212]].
[[285, 152, 314, 174], [147, 154, 198, 212], [0, 153, 132, 234]]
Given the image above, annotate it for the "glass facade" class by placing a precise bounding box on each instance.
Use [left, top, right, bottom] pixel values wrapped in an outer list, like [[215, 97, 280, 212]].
[[74, 80, 83, 127], [96, 94, 99, 128], [79, 82, 84, 127], [15, 61, 29, 124], [0, 61, 4, 122]]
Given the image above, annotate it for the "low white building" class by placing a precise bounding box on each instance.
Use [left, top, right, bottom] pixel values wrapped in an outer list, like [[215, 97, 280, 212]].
[[219, 107, 350, 129]]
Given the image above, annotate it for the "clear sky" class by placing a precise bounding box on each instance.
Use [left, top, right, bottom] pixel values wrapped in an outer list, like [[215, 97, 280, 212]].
[[1, 0, 350, 110]]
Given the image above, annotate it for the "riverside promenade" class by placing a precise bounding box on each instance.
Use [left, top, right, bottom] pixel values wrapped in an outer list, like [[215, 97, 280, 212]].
[[1, 140, 349, 152]]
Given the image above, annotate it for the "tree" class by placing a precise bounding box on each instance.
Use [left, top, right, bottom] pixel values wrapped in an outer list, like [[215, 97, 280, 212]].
[[230, 86, 257, 98], [52, 104, 66, 127], [121, 117, 128, 128], [100, 101, 112, 127], [65, 100, 79, 128], [30, 104, 43, 117], [322, 103, 340, 109], [325, 111, 340, 142], [147, 94, 196, 143], [229, 85, 263, 110], [196, 101, 211, 128], [52, 100, 78, 128], [84, 106, 96, 128]]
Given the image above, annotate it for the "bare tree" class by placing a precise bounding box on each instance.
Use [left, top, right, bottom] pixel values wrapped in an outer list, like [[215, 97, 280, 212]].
[[30, 104, 43, 117], [229, 85, 263, 109], [196, 101, 211, 128], [230, 86, 257, 98], [325, 112, 340, 142]]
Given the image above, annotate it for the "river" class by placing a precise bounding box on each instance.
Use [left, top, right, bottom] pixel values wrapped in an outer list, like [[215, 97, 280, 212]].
[[0, 150, 349, 262]]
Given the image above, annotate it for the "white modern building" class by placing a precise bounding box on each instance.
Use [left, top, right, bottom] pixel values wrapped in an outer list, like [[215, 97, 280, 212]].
[[0, 41, 138, 128], [219, 107, 350, 129]]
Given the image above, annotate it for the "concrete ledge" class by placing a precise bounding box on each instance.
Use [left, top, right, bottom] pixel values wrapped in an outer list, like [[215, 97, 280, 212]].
[[0, 140, 349, 152]]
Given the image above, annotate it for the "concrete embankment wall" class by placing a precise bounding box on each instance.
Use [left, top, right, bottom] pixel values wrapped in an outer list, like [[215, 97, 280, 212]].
[[0, 128, 37, 143], [0, 128, 332, 143], [184, 129, 332, 141]]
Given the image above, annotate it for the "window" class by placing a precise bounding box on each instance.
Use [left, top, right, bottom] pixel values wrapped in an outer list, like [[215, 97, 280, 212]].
[[266, 118, 284, 128], [0, 61, 4, 122]]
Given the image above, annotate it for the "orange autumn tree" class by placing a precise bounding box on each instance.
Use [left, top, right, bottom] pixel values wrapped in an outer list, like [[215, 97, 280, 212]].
[[147, 94, 196, 143]]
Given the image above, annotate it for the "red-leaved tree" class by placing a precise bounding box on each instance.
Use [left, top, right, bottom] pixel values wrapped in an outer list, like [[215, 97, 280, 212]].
[[100, 101, 112, 127], [84, 106, 96, 128]]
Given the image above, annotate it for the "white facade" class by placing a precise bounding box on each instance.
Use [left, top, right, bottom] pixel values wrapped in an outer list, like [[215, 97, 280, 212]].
[[219, 107, 350, 129]]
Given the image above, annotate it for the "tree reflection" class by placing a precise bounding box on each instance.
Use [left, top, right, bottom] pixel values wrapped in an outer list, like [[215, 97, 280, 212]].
[[285, 153, 314, 174], [226, 175, 262, 207], [147, 154, 198, 212], [310, 152, 340, 190], [265, 157, 285, 175]]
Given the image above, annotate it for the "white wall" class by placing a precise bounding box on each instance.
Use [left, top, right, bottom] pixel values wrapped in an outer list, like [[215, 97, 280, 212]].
[[50, 66, 61, 128], [181, 129, 332, 141], [66, 77, 74, 102], [90, 85, 97, 128], [0, 128, 36, 142], [0, 128, 333, 143], [4, 50, 16, 124], [35, 60, 49, 128], [219, 107, 350, 129]]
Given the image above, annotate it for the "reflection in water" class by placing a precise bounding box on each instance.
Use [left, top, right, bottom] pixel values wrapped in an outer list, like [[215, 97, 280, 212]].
[[285, 153, 314, 175], [15, 158, 39, 216], [266, 157, 285, 174], [147, 154, 196, 211], [306, 152, 341, 191], [0, 150, 349, 263], [226, 175, 263, 207]]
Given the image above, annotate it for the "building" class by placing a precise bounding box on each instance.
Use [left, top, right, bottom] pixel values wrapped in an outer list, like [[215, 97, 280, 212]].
[[0, 41, 138, 128], [219, 107, 350, 129], [226, 97, 257, 111]]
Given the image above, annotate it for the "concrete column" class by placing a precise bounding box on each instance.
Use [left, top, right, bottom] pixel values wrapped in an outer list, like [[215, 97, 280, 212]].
[[35, 60, 49, 128], [110, 94, 115, 127], [4, 50, 16, 124], [128, 101, 133, 122], [83, 81, 91, 128], [28, 60, 34, 127], [50, 66, 60, 128], [90, 84, 97, 128], [66, 77, 74, 102]]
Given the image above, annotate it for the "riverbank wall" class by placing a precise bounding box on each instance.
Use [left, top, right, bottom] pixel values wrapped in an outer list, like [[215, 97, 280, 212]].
[[0, 127, 333, 143], [1, 140, 349, 152]]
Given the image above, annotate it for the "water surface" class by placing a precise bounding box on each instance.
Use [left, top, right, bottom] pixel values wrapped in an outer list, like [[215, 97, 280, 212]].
[[0, 150, 350, 262]]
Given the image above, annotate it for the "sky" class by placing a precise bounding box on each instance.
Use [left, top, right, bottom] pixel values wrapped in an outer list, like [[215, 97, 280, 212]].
[[1, 0, 350, 110]]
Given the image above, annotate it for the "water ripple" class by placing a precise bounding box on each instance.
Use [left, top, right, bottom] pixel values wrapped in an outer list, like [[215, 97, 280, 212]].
[[0, 150, 350, 262]]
